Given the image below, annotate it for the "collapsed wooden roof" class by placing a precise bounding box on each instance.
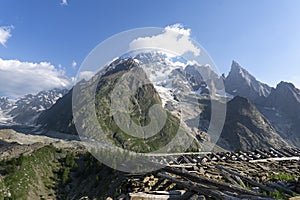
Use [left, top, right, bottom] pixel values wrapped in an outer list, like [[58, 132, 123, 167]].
[[121, 147, 300, 200]]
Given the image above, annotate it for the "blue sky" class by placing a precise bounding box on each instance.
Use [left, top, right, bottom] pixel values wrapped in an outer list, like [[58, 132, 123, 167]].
[[0, 0, 300, 96]]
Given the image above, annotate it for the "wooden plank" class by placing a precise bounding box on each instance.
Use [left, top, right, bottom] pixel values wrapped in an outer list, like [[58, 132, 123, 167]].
[[190, 154, 202, 164], [181, 155, 192, 164], [222, 152, 234, 161], [275, 148, 293, 157], [129, 191, 185, 200], [255, 149, 270, 158], [157, 172, 241, 200], [177, 191, 200, 200], [219, 168, 242, 188], [238, 151, 253, 161], [269, 147, 285, 157], [248, 151, 260, 160], [151, 178, 167, 191], [168, 164, 195, 168], [233, 175, 246, 188], [212, 153, 225, 162], [284, 148, 300, 156], [216, 165, 275, 193], [266, 182, 296, 196], [203, 155, 212, 162], [234, 153, 245, 161], [249, 156, 300, 163], [168, 156, 180, 165], [158, 172, 277, 200], [164, 166, 260, 196], [160, 157, 170, 166], [145, 152, 211, 156], [238, 194, 280, 200], [185, 155, 196, 163], [294, 147, 300, 152], [263, 149, 276, 157]]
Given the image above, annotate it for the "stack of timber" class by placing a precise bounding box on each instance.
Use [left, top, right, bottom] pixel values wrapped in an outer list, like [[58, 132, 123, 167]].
[[116, 147, 300, 200]]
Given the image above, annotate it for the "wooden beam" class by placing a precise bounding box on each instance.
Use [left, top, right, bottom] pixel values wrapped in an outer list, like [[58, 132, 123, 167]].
[[216, 165, 275, 193], [164, 166, 260, 196], [249, 156, 300, 163], [157, 172, 241, 200]]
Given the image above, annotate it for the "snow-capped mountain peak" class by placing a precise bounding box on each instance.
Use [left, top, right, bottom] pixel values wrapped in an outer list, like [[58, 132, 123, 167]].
[[0, 88, 68, 125]]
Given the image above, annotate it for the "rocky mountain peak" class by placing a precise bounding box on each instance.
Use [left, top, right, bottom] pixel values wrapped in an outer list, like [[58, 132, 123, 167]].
[[230, 60, 243, 72], [225, 61, 272, 104], [274, 81, 300, 102], [0, 88, 68, 125], [102, 57, 138, 78], [0, 97, 11, 110], [276, 81, 299, 93], [266, 81, 300, 119], [228, 60, 255, 85]]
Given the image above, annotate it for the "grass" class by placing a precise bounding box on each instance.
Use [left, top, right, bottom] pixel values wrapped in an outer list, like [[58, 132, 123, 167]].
[[262, 190, 286, 199], [269, 173, 298, 181], [0, 145, 128, 199], [0, 145, 66, 199]]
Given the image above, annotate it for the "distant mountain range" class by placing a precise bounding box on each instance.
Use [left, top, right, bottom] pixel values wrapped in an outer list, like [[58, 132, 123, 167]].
[[1, 53, 299, 151], [224, 61, 300, 148], [0, 88, 68, 125]]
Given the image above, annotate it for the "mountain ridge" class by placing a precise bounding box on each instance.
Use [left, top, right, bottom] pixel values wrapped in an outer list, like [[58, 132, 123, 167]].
[[224, 60, 272, 104], [216, 96, 290, 151], [0, 88, 68, 125], [224, 61, 300, 147], [1, 53, 299, 151]]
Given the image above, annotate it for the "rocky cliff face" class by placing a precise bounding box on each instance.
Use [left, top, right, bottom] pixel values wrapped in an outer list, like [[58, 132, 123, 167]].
[[0, 89, 68, 125], [0, 97, 11, 110], [224, 62, 300, 148], [225, 61, 272, 104], [0, 97, 13, 124], [217, 96, 289, 151], [257, 81, 300, 147], [36, 89, 76, 134], [266, 81, 300, 118], [37, 57, 201, 153], [10, 89, 68, 124]]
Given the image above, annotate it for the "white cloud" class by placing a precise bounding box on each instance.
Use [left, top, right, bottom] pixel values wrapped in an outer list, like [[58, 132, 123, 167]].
[[129, 23, 200, 57], [165, 23, 191, 36], [0, 26, 13, 47], [61, 0, 68, 6], [78, 71, 95, 81], [72, 60, 77, 68], [0, 58, 72, 97]]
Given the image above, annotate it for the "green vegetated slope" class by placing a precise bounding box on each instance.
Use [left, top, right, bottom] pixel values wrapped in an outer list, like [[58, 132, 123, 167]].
[[0, 146, 60, 199], [40, 58, 201, 153], [92, 58, 201, 153], [0, 145, 126, 200]]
